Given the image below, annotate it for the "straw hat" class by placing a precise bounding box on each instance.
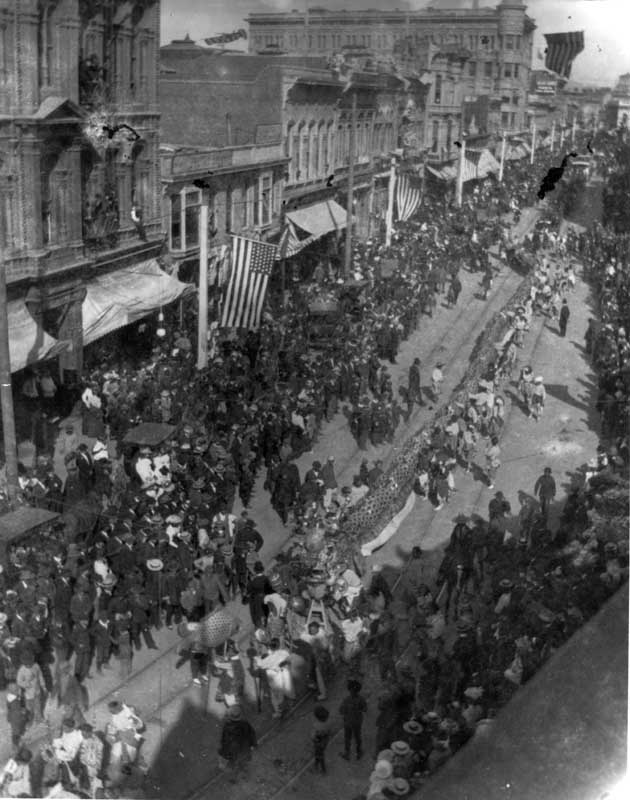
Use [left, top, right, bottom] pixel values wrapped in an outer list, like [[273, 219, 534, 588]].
[[146, 559, 164, 572], [391, 740, 411, 756]]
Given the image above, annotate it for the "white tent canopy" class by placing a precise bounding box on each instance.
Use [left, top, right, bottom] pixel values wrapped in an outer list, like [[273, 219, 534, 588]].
[[82, 259, 192, 346], [7, 300, 67, 373]]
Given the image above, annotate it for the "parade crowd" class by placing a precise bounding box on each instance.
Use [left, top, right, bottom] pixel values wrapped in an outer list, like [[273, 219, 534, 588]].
[[0, 135, 627, 799]]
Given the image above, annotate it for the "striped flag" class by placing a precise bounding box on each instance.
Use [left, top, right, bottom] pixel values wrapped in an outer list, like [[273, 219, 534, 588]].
[[544, 31, 584, 79], [276, 219, 315, 260], [220, 235, 277, 329], [396, 174, 421, 222]]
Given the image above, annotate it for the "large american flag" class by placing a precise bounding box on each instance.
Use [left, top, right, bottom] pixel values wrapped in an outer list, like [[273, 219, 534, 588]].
[[544, 31, 585, 80], [220, 235, 277, 329], [396, 173, 421, 223]]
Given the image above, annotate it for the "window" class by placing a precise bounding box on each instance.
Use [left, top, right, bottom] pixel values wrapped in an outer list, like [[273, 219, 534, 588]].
[[432, 120, 439, 152], [245, 181, 255, 227], [513, 64, 519, 79], [170, 193, 182, 250], [501, 96, 511, 105], [434, 73, 442, 104], [510, 112, 516, 128], [169, 187, 201, 251], [468, 61, 476, 77], [516, 36, 521, 50], [504, 63, 513, 78], [505, 35, 514, 50], [0, 23, 10, 84], [300, 125, 310, 179], [291, 125, 300, 183], [257, 172, 272, 226], [308, 35, 312, 49], [513, 92, 520, 106], [367, 34, 372, 47], [501, 112, 509, 128], [484, 61, 492, 78], [225, 188, 232, 233]]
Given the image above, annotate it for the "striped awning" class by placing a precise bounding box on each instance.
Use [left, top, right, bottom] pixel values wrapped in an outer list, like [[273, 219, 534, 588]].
[[426, 164, 457, 181]]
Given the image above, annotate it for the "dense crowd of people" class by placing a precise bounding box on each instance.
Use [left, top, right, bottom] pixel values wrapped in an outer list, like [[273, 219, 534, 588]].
[[0, 133, 627, 798]]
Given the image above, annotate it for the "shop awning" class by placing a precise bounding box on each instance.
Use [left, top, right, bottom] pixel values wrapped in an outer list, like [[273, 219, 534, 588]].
[[286, 199, 348, 240], [82, 259, 193, 346], [8, 300, 68, 373]]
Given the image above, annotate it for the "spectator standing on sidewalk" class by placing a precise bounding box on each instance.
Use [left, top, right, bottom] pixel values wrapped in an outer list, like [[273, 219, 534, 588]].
[[431, 363, 444, 401], [339, 679, 367, 762], [534, 467, 557, 520], [408, 358, 424, 408]]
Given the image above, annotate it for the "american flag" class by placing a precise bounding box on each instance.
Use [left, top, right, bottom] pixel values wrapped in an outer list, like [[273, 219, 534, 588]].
[[396, 173, 421, 223], [276, 219, 315, 260], [544, 31, 585, 80], [221, 235, 277, 329]]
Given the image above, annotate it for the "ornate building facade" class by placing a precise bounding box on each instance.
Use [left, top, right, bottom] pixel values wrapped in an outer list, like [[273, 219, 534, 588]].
[[0, 0, 162, 377], [247, 1, 535, 161]]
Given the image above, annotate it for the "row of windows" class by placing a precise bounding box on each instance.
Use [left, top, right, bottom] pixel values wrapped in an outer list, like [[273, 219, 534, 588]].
[[286, 120, 394, 184], [169, 174, 276, 252], [253, 30, 526, 53]]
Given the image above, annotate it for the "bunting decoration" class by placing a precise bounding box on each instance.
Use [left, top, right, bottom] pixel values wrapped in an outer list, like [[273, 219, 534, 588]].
[[396, 174, 421, 222], [543, 31, 585, 79], [205, 28, 247, 46]]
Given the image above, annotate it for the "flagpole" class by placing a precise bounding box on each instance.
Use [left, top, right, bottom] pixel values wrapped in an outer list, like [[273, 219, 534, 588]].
[[550, 119, 555, 153], [385, 153, 396, 248], [197, 193, 209, 370], [530, 120, 536, 165], [344, 89, 357, 278], [456, 134, 466, 208], [559, 125, 565, 149], [498, 130, 506, 184]]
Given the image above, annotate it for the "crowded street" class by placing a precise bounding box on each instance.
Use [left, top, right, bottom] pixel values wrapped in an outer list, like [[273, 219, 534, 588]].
[[0, 3, 628, 800]]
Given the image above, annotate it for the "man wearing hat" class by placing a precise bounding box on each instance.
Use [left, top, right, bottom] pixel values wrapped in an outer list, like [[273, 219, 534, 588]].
[[218, 704, 257, 778], [408, 358, 423, 409], [91, 609, 115, 674]]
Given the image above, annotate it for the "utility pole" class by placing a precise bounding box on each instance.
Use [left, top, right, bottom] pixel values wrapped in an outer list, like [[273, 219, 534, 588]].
[[456, 134, 466, 207], [559, 124, 565, 149], [530, 120, 536, 165], [550, 119, 556, 153], [0, 254, 19, 506], [571, 115, 577, 146], [498, 130, 507, 183], [197, 192, 209, 370], [343, 89, 357, 278], [420, 149, 427, 202], [384, 153, 396, 248]]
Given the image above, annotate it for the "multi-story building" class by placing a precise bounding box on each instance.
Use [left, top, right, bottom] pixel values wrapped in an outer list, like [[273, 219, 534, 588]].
[[0, 0, 164, 379], [247, 0, 536, 160], [604, 74, 630, 130], [159, 40, 405, 273]]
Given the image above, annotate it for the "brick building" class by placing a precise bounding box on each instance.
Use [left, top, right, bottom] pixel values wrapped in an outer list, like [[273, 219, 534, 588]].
[[0, 0, 165, 379], [159, 40, 405, 278], [247, 0, 536, 161]]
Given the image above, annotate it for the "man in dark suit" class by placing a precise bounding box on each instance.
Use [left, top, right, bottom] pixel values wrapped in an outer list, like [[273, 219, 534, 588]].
[[408, 358, 423, 408], [76, 443, 94, 492]]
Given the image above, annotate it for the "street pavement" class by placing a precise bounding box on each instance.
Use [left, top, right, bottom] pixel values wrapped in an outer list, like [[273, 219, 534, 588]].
[[186, 257, 601, 800], [0, 210, 545, 795]]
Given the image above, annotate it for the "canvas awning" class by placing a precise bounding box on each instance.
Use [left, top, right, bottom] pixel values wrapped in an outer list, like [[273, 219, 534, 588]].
[[82, 259, 193, 346], [285, 199, 348, 240], [8, 300, 68, 373]]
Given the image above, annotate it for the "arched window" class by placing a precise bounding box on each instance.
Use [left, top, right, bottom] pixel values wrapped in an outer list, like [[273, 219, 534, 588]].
[[317, 122, 326, 177], [300, 123, 310, 181]]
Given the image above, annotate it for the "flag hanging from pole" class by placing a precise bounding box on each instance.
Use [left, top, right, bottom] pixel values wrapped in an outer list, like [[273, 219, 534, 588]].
[[221, 236, 277, 329], [276, 219, 315, 260], [543, 31, 584, 79], [396, 173, 421, 222]]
